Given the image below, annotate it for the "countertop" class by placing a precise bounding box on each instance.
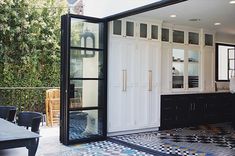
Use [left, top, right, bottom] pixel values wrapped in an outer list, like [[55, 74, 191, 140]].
[[161, 90, 231, 95]]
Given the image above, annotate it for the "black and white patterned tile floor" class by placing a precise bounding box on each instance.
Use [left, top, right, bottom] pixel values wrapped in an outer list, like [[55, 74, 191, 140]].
[[112, 123, 235, 156]]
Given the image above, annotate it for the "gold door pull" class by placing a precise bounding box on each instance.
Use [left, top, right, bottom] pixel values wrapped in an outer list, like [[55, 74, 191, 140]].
[[149, 70, 152, 91]]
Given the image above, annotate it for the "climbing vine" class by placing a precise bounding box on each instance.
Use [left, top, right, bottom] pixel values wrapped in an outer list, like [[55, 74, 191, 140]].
[[0, 0, 67, 87]]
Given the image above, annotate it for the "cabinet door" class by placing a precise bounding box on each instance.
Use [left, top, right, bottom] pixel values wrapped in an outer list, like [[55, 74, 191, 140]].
[[148, 41, 161, 127], [188, 49, 199, 89], [108, 37, 125, 132], [189, 96, 204, 125], [161, 96, 177, 129], [137, 40, 160, 128], [108, 38, 137, 132], [172, 48, 185, 89], [175, 96, 190, 127]]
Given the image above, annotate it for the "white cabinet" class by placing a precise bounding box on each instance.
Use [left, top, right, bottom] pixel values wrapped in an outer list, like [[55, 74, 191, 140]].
[[108, 37, 137, 132], [137, 40, 161, 128], [108, 22, 161, 133]]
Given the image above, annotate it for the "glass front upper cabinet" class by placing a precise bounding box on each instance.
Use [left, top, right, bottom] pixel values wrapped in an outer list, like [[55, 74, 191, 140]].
[[162, 28, 169, 42], [113, 20, 122, 36], [139, 23, 158, 40], [172, 48, 200, 90], [126, 21, 134, 37], [188, 32, 199, 45], [151, 25, 158, 40], [173, 30, 184, 44], [140, 23, 147, 38], [205, 34, 213, 46]]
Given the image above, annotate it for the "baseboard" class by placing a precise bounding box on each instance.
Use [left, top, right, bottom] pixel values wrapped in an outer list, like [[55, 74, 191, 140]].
[[107, 127, 159, 136]]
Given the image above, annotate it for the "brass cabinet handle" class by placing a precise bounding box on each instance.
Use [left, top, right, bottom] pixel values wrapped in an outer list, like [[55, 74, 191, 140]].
[[122, 70, 125, 91], [125, 70, 127, 91], [149, 70, 152, 91], [122, 70, 127, 91]]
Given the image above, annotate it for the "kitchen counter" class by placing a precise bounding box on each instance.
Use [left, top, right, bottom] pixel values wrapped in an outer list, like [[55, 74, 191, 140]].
[[161, 90, 231, 95]]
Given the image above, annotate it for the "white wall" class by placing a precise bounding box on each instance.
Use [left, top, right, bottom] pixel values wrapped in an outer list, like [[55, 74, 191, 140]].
[[216, 33, 235, 45]]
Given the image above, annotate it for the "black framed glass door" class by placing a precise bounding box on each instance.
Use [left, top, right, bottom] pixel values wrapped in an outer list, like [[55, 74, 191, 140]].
[[60, 14, 107, 145]]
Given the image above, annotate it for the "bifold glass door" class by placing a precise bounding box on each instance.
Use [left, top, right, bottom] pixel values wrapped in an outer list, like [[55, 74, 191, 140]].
[[60, 14, 107, 145]]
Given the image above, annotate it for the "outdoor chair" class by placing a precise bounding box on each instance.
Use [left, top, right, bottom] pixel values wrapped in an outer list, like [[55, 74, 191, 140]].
[[17, 111, 43, 134], [7, 109, 17, 122], [0, 106, 17, 122], [17, 111, 42, 153]]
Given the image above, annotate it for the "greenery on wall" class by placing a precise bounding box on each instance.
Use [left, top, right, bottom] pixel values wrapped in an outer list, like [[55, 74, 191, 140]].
[[0, 0, 67, 87]]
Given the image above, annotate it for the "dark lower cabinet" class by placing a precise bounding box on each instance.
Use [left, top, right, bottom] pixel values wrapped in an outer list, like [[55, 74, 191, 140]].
[[161, 93, 235, 130]]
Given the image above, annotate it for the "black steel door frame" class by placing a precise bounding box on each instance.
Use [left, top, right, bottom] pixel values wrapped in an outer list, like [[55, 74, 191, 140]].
[[60, 14, 108, 145]]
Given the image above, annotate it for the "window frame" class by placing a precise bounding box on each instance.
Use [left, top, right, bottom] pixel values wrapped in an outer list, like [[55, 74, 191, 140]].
[[215, 43, 235, 82]]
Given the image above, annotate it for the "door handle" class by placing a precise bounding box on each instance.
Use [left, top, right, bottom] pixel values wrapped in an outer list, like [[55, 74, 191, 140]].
[[149, 70, 152, 91]]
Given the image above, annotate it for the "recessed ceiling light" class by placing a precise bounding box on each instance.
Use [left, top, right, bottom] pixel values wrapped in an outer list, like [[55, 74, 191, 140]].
[[170, 14, 176, 18], [230, 1, 235, 4], [214, 22, 221, 26]]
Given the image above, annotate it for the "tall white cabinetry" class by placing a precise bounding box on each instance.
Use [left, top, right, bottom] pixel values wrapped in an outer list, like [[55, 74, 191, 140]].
[[108, 19, 161, 134]]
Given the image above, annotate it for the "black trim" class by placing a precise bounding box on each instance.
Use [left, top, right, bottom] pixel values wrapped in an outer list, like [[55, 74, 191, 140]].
[[70, 46, 103, 51], [70, 14, 104, 23], [104, 0, 187, 21], [68, 136, 106, 145], [60, 14, 70, 145], [215, 43, 235, 82], [108, 138, 176, 156], [69, 107, 103, 111], [60, 14, 107, 145], [70, 78, 104, 80]]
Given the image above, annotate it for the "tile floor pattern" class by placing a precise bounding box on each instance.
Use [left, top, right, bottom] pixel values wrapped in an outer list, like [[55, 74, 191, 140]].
[[112, 122, 235, 156], [43, 141, 154, 156], [1, 123, 235, 156]]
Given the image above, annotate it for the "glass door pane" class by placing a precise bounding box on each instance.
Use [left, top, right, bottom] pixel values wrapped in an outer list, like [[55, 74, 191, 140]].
[[70, 49, 104, 79], [172, 49, 184, 88], [188, 50, 199, 88], [69, 109, 104, 140]]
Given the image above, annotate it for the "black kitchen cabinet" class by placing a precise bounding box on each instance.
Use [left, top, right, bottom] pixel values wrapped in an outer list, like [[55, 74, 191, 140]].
[[161, 93, 235, 130]]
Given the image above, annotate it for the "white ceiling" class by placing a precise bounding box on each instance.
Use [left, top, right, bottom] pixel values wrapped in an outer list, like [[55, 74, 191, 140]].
[[134, 0, 235, 35]]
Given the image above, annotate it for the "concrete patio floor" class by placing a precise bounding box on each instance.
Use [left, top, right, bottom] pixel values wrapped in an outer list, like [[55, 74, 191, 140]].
[[0, 125, 68, 156]]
